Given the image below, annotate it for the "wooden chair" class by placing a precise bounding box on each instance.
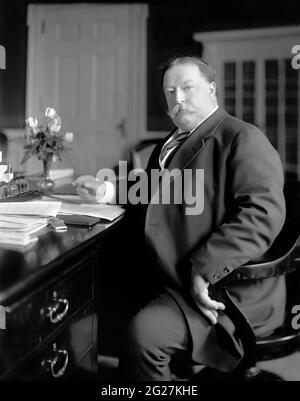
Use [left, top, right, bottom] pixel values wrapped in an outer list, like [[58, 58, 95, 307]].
[[129, 138, 162, 171], [194, 218, 300, 381]]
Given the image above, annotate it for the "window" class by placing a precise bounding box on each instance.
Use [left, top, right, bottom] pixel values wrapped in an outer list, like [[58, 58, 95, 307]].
[[194, 26, 300, 179], [224, 61, 256, 124]]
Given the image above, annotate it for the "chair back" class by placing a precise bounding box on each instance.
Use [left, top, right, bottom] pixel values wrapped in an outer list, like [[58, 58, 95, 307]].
[[130, 138, 161, 170]]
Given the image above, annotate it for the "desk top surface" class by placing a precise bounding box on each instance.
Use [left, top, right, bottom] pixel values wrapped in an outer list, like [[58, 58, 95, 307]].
[[0, 213, 122, 306]]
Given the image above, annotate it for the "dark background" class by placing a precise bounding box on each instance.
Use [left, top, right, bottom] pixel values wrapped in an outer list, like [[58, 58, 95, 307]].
[[0, 0, 300, 131]]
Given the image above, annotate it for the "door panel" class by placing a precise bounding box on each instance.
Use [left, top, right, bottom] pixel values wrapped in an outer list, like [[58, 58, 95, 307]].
[[43, 6, 128, 175]]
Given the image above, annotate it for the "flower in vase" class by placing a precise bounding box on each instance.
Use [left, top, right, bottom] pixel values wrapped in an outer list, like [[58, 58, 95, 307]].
[[14, 107, 74, 166]]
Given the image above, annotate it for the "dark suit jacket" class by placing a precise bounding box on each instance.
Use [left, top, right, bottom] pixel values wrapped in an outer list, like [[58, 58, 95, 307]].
[[142, 107, 286, 371]]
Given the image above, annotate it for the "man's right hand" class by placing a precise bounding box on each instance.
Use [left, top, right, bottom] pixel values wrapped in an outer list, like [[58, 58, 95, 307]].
[[190, 265, 225, 325], [72, 175, 106, 203]]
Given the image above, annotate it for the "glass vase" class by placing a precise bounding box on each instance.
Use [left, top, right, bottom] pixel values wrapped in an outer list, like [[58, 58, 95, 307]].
[[38, 158, 54, 191]]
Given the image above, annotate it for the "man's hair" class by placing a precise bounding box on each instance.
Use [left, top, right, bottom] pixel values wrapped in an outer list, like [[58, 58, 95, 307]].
[[160, 55, 216, 87]]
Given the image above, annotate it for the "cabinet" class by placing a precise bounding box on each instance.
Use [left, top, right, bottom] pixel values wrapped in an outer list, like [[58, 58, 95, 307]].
[[0, 219, 120, 380]]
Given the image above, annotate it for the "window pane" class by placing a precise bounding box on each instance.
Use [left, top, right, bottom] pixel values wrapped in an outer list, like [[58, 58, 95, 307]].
[[265, 60, 279, 148], [242, 61, 255, 123], [224, 62, 236, 116], [224, 62, 236, 81], [285, 58, 298, 167]]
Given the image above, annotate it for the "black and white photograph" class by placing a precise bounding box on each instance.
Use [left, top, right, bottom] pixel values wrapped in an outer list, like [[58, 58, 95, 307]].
[[0, 0, 300, 392]]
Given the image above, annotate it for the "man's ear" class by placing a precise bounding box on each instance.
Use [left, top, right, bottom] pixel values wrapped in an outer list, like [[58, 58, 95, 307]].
[[209, 82, 217, 96]]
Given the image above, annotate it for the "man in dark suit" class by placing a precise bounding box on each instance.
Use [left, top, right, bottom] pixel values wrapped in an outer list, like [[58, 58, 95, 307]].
[[73, 56, 286, 380]]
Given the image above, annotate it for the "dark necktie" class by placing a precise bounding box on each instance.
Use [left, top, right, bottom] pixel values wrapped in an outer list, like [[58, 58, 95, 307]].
[[160, 131, 189, 162]]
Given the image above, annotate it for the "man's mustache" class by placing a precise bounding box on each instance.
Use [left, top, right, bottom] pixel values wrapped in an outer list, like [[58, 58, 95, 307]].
[[167, 103, 197, 119]]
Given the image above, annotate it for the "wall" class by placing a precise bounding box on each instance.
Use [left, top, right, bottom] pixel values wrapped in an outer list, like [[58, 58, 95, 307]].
[[0, 0, 300, 133], [0, 0, 27, 129], [147, 1, 300, 131]]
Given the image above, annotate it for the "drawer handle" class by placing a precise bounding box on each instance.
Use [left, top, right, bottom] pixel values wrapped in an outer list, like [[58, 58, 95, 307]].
[[42, 343, 69, 378], [47, 297, 69, 324]]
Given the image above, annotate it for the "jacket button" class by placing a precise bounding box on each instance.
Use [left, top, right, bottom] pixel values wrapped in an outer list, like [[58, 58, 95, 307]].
[[213, 273, 220, 280], [223, 266, 231, 274]]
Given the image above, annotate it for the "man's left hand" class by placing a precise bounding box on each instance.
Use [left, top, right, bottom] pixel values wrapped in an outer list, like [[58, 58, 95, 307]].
[[73, 175, 106, 203]]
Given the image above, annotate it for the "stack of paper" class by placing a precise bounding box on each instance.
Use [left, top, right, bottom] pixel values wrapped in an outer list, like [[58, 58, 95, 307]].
[[0, 215, 48, 234], [0, 232, 38, 249], [0, 200, 61, 250], [0, 215, 49, 249]]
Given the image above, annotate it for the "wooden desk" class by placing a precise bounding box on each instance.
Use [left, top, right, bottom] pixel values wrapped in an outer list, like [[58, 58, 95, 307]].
[[0, 216, 121, 380]]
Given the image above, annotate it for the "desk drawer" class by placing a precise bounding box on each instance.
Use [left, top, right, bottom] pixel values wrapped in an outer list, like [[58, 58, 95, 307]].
[[5, 303, 96, 380], [0, 259, 94, 377]]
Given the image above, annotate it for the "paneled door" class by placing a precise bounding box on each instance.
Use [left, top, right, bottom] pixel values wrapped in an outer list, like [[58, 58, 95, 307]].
[[27, 4, 148, 175]]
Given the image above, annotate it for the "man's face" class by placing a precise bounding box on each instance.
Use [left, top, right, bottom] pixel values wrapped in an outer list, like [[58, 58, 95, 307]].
[[163, 63, 217, 131]]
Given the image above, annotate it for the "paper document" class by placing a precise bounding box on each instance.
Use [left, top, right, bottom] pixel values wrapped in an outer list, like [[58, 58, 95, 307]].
[[0, 232, 38, 249], [44, 194, 82, 204], [59, 203, 125, 221], [0, 215, 48, 235], [0, 215, 48, 250], [0, 201, 61, 217]]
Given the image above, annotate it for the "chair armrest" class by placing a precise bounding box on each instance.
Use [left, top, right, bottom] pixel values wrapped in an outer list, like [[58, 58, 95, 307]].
[[228, 235, 300, 281]]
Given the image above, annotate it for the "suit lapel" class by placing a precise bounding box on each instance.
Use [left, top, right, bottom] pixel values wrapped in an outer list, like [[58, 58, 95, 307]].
[[145, 108, 229, 226], [147, 108, 228, 173]]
